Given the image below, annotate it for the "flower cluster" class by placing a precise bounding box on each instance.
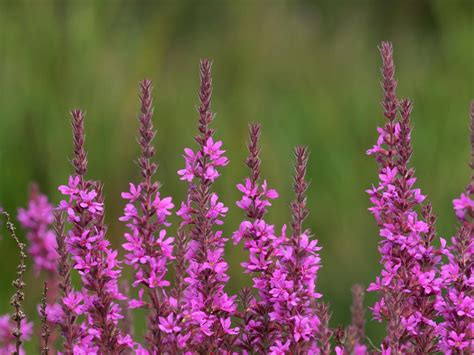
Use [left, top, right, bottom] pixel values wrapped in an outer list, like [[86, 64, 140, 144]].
[[1, 42, 473, 355], [233, 123, 281, 352], [453, 193, 474, 221], [268, 147, 324, 353], [367, 42, 442, 353], [119, 80, 176, 352], [17, 184, 57, 275], [178, 138, 229, 183], [59, 177, 134, 352], [57, 110, 134, 353], [175, 59, 238, 352]]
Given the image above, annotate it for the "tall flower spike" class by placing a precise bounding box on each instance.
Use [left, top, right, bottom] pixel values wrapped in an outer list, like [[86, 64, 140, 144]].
[[233, 123, 280, 352], [435, 102, 474, 353], [367, 43, 442, 354], [120, 79, 175, 353], [268, 146, 324, 353], [17, 183, 58, 275], [59, 109, 134, 353], [176, 59, 237, 352]]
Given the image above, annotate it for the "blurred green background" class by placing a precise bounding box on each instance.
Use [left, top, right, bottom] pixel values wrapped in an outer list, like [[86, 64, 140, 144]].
[[0, 0, 472, 350]]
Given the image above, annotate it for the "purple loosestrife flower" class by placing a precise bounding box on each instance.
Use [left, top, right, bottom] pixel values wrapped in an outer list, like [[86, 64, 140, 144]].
[[435, 103, 474, 354], [367, 43, 442, 353], [17, 184, 58, 275], [233, 123, 281, 352], [269, 147, 324, 353], [58, 110, 134, 353], [453, 193, 474, 221], [120, 79, 175, 352], [176, 59, 237, 352], [335, 344, 367, 355]]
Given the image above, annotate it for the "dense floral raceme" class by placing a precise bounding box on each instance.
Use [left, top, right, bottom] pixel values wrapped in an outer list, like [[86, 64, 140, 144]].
[[175, 59, 238, 353], [17, 184, 57, 275], [366, 42, 444, 354], [0, 42, 472, 354], [268, 147, 325, 354], [119, 79, 175, 353], [57, 110, 135, 353], [233, 123, 281, 353]]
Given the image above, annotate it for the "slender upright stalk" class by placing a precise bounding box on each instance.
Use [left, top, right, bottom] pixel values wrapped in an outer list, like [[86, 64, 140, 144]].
[[2, 212, 27, 355], [40, 282, 50, 355]]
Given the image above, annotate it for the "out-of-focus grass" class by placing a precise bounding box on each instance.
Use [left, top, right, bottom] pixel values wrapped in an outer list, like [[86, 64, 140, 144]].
[[0, 0, 472, 350]]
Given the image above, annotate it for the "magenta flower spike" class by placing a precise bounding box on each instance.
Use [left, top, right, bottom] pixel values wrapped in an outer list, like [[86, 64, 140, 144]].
[[367, 42, 442, 353], [17, 184, 58, 276], [58, 110, 134, 353], [233, 123, 280, 352], [119, 79, 175, 352], [435, 102, 474, 354], [175, 59, 237, 352], [268, 146, 324, 353]]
